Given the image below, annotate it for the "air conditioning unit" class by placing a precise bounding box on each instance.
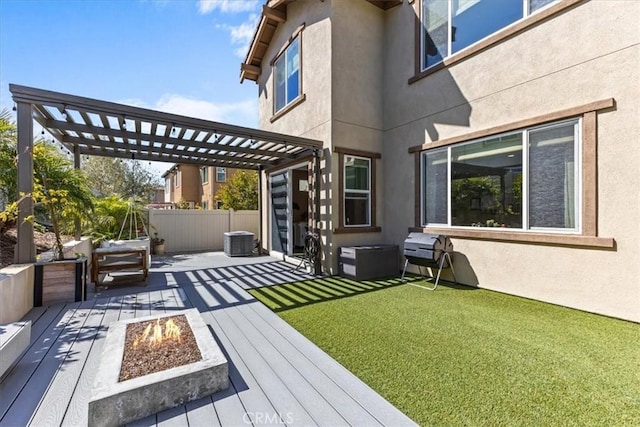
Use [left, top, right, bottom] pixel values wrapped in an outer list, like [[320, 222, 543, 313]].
[[224, 231, 254, 257]]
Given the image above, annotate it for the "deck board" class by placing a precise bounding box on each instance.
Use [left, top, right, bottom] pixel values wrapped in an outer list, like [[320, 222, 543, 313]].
[[0, 302, 79, 420], [180, 284, 282, 427], [61, 297, 124, 427], [29, 299, 108, 427], [2, 300, 95, 426], [1, 256, 416, 427]]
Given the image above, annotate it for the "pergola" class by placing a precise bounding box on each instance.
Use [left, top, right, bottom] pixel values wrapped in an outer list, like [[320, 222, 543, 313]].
[[10, 84, 323, 263]]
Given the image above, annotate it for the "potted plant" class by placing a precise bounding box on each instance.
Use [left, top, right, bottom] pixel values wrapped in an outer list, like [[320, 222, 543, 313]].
[[28, 142, 94, 305], [151, 232, 165, 255]]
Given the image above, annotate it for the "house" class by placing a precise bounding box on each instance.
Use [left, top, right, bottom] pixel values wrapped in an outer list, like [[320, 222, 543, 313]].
[[241, 0, 640, 322], [162, 164, 238, 209]]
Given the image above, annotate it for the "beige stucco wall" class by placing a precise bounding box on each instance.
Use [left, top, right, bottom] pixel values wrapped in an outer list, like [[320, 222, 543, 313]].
[[253, 0, 639, 321], [257, 0, 333, 263], [381, 0, 640, 321], [257, 0, 392, 272]]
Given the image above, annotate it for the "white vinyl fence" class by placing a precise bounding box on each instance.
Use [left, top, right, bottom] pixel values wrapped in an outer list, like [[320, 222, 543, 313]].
[[148, 209, 259, 253]]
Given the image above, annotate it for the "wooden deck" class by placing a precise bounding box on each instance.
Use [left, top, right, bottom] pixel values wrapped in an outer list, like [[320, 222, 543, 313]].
[[1, 258, 416, 426]]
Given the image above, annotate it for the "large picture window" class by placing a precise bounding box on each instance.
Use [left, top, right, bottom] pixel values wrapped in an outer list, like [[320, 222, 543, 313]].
[[274, 36, 300, 113], [421, 119, 580, 232], [421, 0, 557, 70]]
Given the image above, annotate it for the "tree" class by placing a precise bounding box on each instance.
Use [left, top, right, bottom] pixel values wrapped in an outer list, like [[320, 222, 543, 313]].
[[82, 157, 161, 200], [0, 109, 17, 208], [81, 156, 128, 197], [215, 170, 259, 210]]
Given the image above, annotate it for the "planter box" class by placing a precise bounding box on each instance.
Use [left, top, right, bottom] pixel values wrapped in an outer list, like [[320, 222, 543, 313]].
[[339, 245, 399, 281], [34, 257, 87, 306]]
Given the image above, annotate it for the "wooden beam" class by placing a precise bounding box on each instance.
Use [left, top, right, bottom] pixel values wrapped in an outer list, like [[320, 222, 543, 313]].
[[10, 84, 322, 149], [241, 63, 261, 76], [42, 118, 299, 160], [262, 5, 286, 23], [63, 135, 278, 167]]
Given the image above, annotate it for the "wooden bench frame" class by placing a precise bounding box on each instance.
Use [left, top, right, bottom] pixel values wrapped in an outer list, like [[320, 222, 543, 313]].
[[91, 247, 148, 286]]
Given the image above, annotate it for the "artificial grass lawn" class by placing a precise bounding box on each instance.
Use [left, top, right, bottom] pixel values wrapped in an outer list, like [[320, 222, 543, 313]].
[[249, 278, 640, 426]]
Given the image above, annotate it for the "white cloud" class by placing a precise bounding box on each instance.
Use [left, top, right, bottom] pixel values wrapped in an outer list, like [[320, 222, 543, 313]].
[[217, 13, 260, 59], [197, 0, 260, 14], [120, 94, 258, 128]]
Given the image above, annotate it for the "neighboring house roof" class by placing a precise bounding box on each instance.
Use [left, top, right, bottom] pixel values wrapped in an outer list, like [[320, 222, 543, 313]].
[[240, 0, 401, 83]]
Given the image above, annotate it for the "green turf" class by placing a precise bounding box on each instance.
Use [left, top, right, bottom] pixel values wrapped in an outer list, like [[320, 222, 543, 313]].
[[249, 278, 640, 426]]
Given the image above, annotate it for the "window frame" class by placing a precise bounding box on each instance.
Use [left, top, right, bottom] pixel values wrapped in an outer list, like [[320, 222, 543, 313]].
[[174, 170, 180, 188], [334, 147, 381, 234], [216, 167, 226, 183], [344, 155, 372, 228], [409, 99, 615, 248], [200, 166, 208, 184], [420, 119, 581, 233], [270, 25, 306, 123], [411, 0, 585, 84]]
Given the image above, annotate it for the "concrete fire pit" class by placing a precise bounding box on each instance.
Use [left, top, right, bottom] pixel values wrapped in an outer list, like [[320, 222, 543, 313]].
[[88, 308, 228, 427]]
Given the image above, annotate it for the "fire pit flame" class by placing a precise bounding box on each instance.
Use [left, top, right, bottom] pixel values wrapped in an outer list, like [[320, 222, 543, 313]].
[[133, 318, 182, 349]]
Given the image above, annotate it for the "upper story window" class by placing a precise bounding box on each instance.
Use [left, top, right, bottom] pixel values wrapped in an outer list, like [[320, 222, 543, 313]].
[[274, 36, 301, 113], [216, 167, 227, 183], [173, 170, 180, 187], [200, 166, 208, 184], [164, 177, 170, 194], [421, 0, 557, 70], [421, 119, 580, 232]]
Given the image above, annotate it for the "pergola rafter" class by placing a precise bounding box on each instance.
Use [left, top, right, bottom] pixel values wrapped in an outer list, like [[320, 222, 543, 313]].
[[10, 84, 324, 263]]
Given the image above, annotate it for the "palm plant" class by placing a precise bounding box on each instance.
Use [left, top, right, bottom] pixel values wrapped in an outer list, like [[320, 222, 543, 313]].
[[32, 142, 94, 260]]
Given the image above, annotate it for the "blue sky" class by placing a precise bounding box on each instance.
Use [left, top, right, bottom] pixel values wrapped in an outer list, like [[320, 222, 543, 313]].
[[0, 0, 262, 175]]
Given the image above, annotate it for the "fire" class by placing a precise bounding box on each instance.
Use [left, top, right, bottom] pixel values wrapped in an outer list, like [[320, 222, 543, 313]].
[[133, 318, 182, 349]]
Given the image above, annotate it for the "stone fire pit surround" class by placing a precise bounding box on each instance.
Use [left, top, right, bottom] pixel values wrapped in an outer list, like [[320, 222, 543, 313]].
[[88, 308, 229, 427]]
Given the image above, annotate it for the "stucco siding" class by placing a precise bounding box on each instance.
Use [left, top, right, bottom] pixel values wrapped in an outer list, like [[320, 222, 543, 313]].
[[381, 0, 640, 321]]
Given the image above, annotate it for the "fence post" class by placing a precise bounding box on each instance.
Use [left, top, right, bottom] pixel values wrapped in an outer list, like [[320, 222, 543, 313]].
[[229, 208, 235, 232]]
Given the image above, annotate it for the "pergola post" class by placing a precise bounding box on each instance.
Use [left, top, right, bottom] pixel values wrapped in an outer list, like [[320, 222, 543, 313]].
[[73, 145, 82, 240], [257, 165, 263, 254], [15, 101, 36, 264], [312, 149, 322, 275]]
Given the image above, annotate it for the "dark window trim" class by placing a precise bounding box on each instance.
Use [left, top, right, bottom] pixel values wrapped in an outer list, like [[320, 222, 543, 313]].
[[334, 146, 381, 234], [270, 24, 305, 120], [411, 98, 616, 249], [410, 0, 586, 84]]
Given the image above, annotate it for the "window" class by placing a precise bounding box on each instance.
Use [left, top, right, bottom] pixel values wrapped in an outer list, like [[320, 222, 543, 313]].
[[216, 200, 224, 210], [274, 36, 300, 113], [421, 0, 558, 70], [164, 177, 170, 194], [201, 200, 208, 210], [216, 167, 226, 182], [200, 166, 208, 184], [421, 119, 579, 232], [173, 170, 180, 187], [344, 156, 371, 227]]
